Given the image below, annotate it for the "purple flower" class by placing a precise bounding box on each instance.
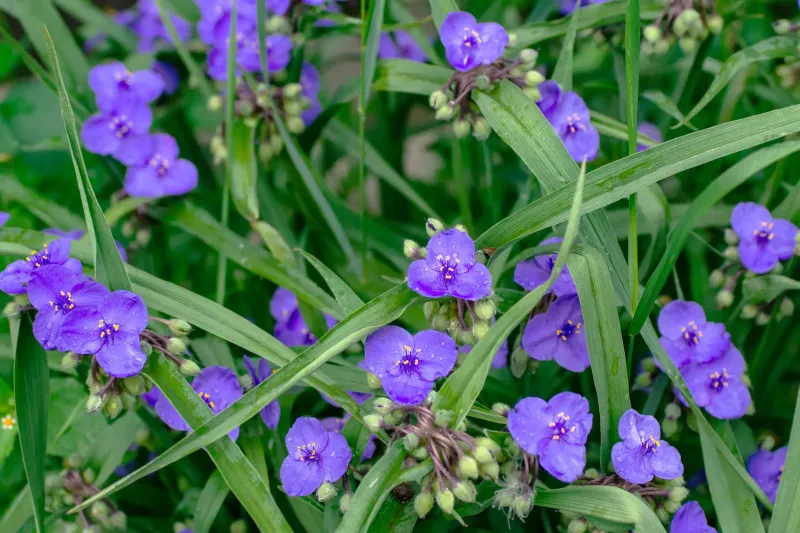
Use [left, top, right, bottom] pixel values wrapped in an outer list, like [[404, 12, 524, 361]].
[[611, 409, 683, 484], [0, 212, 9, 227], [243, 356, 280, 429], [731, 202, 798, 274], [269, 287, 336, 347], [682, 344, 751, 419], [747, 446, 787, 503], [0, 239, 82, 295], [149, 366, 244, 440], [378, 31, 427, 62], [407, 229, 492, 301], [124, 133, 198, 198], [637, 121, 663, 152], [300, 62, 322, 125], [321, 416, 376, 462], [458, 339, 509, 369], [80, 103, 153, 165], [547, 90, 599, 162], [279, 417, 352, 496], [26, 265, 109, 351], [88, 62, 164, 112], [670, 501, 717, 533], [364, 326, 457, 405], [559, 0, 609, 15], [206, 33, 292, 81], [508, 392, 593, 482], [513, 237, 576, 297], [60, 290, 149, 378], [43, 229, 128, 263], [439, 11, 509, 72], [537, 80, 562, 117], [522, 295, 589, 372], [657, 300, 730, 368], [267, 0, 290, 15], [153, 61, 181, 95]]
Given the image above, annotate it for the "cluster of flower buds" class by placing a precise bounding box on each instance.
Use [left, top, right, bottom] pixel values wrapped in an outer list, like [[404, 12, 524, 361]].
[[642, 2, 723, 56], [632, 356, 658, 391], [427, 48, 541, 142], [47, 459, 126, 532]]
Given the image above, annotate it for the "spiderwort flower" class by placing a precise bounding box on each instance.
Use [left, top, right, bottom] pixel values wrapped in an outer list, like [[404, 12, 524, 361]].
[[300, 62, 322, 125], [124, 133, 198, 198], [670, 501, 717, 533], [364, 326, 457, 405], [0, 212, 9, 227], [682, 344, 751, 419], [747, 446, 787, 503], [27, 265, 109, 351], [439, 11, 509, 72], [149, 366, 244, 440], [513, 237, 576, 296], [611, 409, 683, 484], [657, 300, 730, 367], [88, 62, 164, 112], [270, 287, 337, 347], [407, 228, 492, 301], [559, 0, 609, 15], [507, 392, 593, 482], [280, 417, 352, 496], [81, 102, 153, 165], [731, 202, 798, 274], [43, 229, 128, 263], [522, 295, 590, 372], [0, 239, 82, 295], [378, 31, 427, 63], [637, 121, 663, 152], [60, 291, 149, 378], [243, 356, 280, 429], [321, 416, 377, 462], [547, 90, 600, 162]]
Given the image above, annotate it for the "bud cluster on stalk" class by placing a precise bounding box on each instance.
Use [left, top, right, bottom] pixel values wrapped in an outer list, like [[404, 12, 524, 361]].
[[642, 2, 723, 56], [47, 461, 127, 532]]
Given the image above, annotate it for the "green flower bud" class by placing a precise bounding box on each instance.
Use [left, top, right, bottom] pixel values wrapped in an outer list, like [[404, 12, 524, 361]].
[[665, 402, 682, 420], [756, 312, 771, 326], [86, 394, 105, 413], [472, 321, 489, 340], [2, 302, 18, 317], [90, 501, 109, 523], [62, 352, 80, 371], [512, 494, 533, 519], [567, 518, 588, 533], [723, 245, 739, 261], [403, 239, 425, 259], [105, 395, 123, 419], [511, 347, 529, 378], [283, 83, 303, 99], [669, 486, 689, 502], [230, 519, 247, 533], [707, 14, 723, 35], [423, 301, 440, 322], [238, 373, 254, 389], [426, 218, 445, 237], [113, 512, 131, 532], [525, 70, 545, 87], [492, 403, 510, 416], [334, 492, 351, 513], [167, 337, 187, 355], [662, 417, 679, 438], [364, 414, 383, 431], [373, 397, 393, 415], [270, 133, 284, 153], [654, 38, 671, 55], [453, 480, 477, 502], [681, 8, 700, 24], [266, 16, 290, 34], [678, 37, 697, 54], [367, 372, 382, 389], [583, 467, 599, 479], [475, 75, 491, 91], [508, 33, 518, 47], [412, 446, 430, 460], [709, 269, 725, 288], [480, 460, 499, 480], [316, 482, 337, 502], [523, 87, 541, 101], [643, 25, 661, 43], [453, 119, 471, 139], [435, 410, 454, 427], [519, 48, 538, 65], [635, 372, 653, 388], [741, 304, 759, 320], [207, 95, 223, 111], [459, 329, 476, 346], [641, 356, 657, 373], [179, 359, 202, 377], [716, 290, 734, 309], [135, 427, 150, 447], [473, 445, 494, 464], [283, 100, 303, 116], [656, 506, 670, 522], [65, 453, 83, 469], [166, 319, 192, 337], [458, 456, 479, 479], [435, 104, 456, 121], [414, 492, 434, 518], [474, 299, 495, 321], [429, 90, 448, 109], [403, 433, 420, 452], [664, 500, 681, 513], [82, 467, 97, 484], [424, 389, 437, 406], [780, 298, 794, 317], [432, 316, 450, 335], [774, 19, 793, 35], [436, 488, 455, 514], [287, 116, 305, 134], [123, 375, 146, 395], [174, 522, 188, 533], [724, 228, 739, 245]]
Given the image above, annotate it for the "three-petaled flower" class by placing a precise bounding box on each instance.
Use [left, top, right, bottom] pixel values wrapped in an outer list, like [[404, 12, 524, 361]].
[[731, 202, 798, 274], [522, 295, 590, 372], [513, 237, 576, 296], [611, 409, 683, 484], [747, 446, 787, 503], [81, 102, 154, 165], [0, 239, 82, 295], [439, 11, 509, 72], [270, 287, 337, 347], [124, 133, 198, 198], [657, 300, 730, 368], [536, 81, 599, 163], [378, 30, 428, 63], [88, 61, 164, 112], [280, 417, 352, 496], [364, 326, 457, 405], [681, 344, 751, 419]]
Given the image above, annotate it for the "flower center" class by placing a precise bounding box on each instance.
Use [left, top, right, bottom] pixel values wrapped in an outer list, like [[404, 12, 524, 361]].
[[640, 435, 661, 454], [435, 253, 461, 285], [707, 368, 730, 391], [97, 318, 121, 341], [110, 115, 134, 139], [565, 113, 586, 135], [753, 221, 775, 247], [462, 28, 482, 48], [114, 69, 132, 90], [680, 321, 703, 347], [49, 290, 75, 314], [555, 320, 581, 342], [24, 244, 51, 268], [197, 391, 217, 409], [394, 344, 422, 375], [548, 411, 577, 440], [149, 153, 170, 177], [296, 441, 320, 463]]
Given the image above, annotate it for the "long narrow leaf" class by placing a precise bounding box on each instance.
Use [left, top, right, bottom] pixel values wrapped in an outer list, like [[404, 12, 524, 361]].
[[194, 472, 230, 533], [769, 390, 800, 532], [551, 4, 580, 90]]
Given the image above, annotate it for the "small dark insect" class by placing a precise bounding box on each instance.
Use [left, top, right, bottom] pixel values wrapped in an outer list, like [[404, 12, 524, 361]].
[[391, 482, 415, 504]]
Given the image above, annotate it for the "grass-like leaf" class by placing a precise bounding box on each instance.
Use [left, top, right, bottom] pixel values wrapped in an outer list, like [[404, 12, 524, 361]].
[[296, 249, 364, 315], [194, 471, 231, 533], [429, 0, 459, 30], [229, 119, 259, 221], [0, 174, 86, 230], [551, 3, 580, 90], [769, 389, 800, 532], [53, 0, 138, 51]]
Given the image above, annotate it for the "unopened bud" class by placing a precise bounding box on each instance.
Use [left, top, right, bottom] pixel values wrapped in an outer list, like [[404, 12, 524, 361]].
[[429, 90, 448, 109], [364, 414, 383, 431], [373, 397, 393, 415], [519, 48, 538, 65], [635, 372, 653, 388], [123, 375, 146, 395], [283, 83, 302, 99], [403, 433, 420, 452], [656, 506, 670, 522], [2, 302, 18, 317], [453, 119, 471, 139], [709, 269, 725, 288], [707, 14, 723, 34], [664, 500, 682, 513], [480, 460, 500, 480], [238, 374, 253, 389], [567, 519, 588, 533], [472, 117, 491, 141], [287, 116, 305, 134], [662, 417, 679, 438], [432, 315, 450, 332], [414, 492, 434, 518], [756, 312, 771, 326], [780, 298, 794, 317], [678, 37, 697, 54], [641, 357, 657, 373], [167, 337, 187, 355], [230, 519, 247, 533], [104, 396, 123, 419], [423, 301, 440, 321], [436, 488, 455, 514], [179, 359, 201, 377], [166, 319, 192, 337], [473, 445, 494, 464], [458, 456, 479, 479], [425, 218, 444, 237], [665, 402, 682, 420], [459, 329, 476, 346], [472, 321, 489, 340], [523, 87, 541, 101], [474, 299, 495, 321], [511, 347, 529, 378], [412, 446, 429, 460], [643, 25, 661, 43], [62, 352, 80, 371], [89, 501, 109, 523], [475, 75, 491, 91], [207, 95, 223, 111], [424, 389, 437, 406], [403, 239, 425, 259], [453, 480, 477, 502], [266, 16, 290, 34], [316, 482, 337, 502], [774, 19, 793, 35], [741, 304, 759, 320], [716, 290, 734, 308], [434, 410, 454, 427], [513, 494, 533, 518], [669, 486, 689, 502], [492, 402, 510, 416], [86, 394, 105, 413], [367, 372, 382, 389], [136, 227, 151, 247], [724, 228, 739, 245], [435, 104, 456, 121]]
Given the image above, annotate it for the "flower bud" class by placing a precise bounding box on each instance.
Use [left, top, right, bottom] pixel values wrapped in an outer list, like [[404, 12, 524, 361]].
[[678, 37, 697, 54], [756, 312, 771, 326], [422, 302, 439, 322], [136, 227, 151, 247], [283, 100, 303, 116], [270, 133, 284, 153], [508, 33, 519, 47], [492, 402, 510, 416], [453, 119, 471, 139], [367, 372, 382, 389], [635, 372, 653, 389], [86, 394, 105, 413], [707, 14, 723, 34], [523, 87, 541, 101], [519, 48, 538, 65], [287, 116, 305, 134], [643, 25, 661, 43], [567, 518, 588, 533], [475, 75, 491, 91], [434, 410, 453, 427], [780, 298, 794, 317], [654, 38, 671, 55], [664, 500, 682, 513], [723, 245, 739, 261], [230, 519, 247, 533], [724, 228, 739, 245], [709, 269, 725, 288], [62, 352, 80, 371], [525, 70, 545, 87], [364, 414, 383, 431], [511, 347, 529, 378], [512, 494, 533, 519], [662, 417, 679, 438], [432, 314, 450, 332], [373, 397, 393, 415], [665, 402, 682, 420], [403, 239, 424, 259], [774, 19, 793, 35], [166, 319, 192, 337], [82, 467, 96, 484], [459, 329, 476, 346], [473, 445, 494, 464], [135, 427, 150, 446], [480, 460, 499, 480], [179, 359, 202, 377], [656, 506, 670, 522], [472, 117, 492, 141], [641, 357, 657, 373], [741, 304, 759, 320], [403, 433, 420, 452], [425, 218, 444, 237], [266, 16, 290, 34], [283, 83, 303, 99], [167, 337, 187, 355], [316, 482, 337, 502], [458, 456, 479, 479], [414, 492, 434, 518], [453, 480, 476, 502], [207, 95, 223, 111], [90, 501, 109, 523], [412, 446, 429, 460], [668, 486, 689, 502], [435, 104, 456, 121], [716, 290, 734, 308], [429, 90, 448, 109], [238, 373, 253, 389], [472, 321, 489, 340], [105, 395, 123, 419], [123, 375, 146, 395], [436, 488, 455, 514], [474, 299, 495, 321], [424, 389, 437, 406], [2, 302, 18, 317]]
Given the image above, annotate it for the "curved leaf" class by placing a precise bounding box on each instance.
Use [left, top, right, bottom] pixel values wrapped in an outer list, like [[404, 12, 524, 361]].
[[296, 249, 364, 315], [769, 390, 800, 533], [229, 119, 259, 220]]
